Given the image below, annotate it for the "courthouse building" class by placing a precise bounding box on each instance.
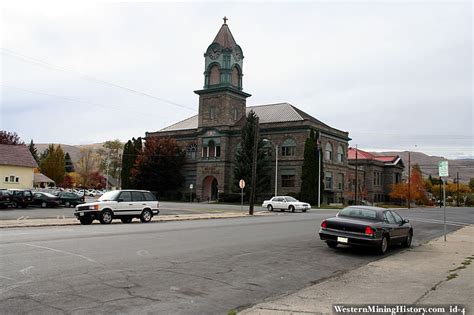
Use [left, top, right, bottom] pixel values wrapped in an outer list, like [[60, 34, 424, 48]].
[[146, 19, 351, 203]]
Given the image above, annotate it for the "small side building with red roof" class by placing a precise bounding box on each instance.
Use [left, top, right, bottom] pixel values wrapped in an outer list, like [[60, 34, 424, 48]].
[[347, 148, 404, 204]]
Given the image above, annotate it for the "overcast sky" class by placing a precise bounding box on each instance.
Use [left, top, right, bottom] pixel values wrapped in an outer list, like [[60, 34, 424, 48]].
[[1, 1, 472, 159]]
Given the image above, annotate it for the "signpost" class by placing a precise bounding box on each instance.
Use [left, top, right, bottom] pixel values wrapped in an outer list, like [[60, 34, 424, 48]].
[[239, 179, 245, 212], [438, 161, 448, 241], [189, 184, 194, 203]]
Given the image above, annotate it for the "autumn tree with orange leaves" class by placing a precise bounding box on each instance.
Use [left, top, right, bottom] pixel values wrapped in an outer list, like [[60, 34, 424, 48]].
[[389, 164, 429, 205], [131, 137, 185, 197]]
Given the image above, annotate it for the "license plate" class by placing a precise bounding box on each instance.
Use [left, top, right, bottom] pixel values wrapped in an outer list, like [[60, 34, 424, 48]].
[[337, 237, 348, 243]]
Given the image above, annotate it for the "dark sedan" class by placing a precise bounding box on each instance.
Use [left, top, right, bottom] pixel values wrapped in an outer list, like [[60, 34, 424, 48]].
[[31, 192, 61, 208], [319, 206, 413, 254], [57, 192, 84, 207], [0, 189, 11, 208]]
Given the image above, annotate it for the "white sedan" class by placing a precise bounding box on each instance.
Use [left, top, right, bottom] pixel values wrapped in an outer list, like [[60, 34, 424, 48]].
[[262, 196, 311, 212]]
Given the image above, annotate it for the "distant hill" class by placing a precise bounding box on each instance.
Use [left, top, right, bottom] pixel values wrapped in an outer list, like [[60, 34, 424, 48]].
[[371, 151, 473, 183], [36, 143, 105, 163], [35, 144, 473, 183]]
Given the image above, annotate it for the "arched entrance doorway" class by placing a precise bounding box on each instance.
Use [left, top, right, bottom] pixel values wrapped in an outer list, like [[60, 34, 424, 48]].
[[202, 176, 218, 201]]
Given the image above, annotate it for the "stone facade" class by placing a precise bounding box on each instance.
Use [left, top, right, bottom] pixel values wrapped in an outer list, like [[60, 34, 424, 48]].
[[146, 21, 351, 202]]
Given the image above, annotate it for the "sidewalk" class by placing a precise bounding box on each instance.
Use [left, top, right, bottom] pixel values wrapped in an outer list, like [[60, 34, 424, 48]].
[[0, 211, 273, 228], [240, 225, 474, 315]]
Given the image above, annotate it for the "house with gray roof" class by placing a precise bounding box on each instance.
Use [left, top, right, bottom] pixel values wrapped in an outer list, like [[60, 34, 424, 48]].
[[146, 20, 351, 203], [0, 144, 38, 189]]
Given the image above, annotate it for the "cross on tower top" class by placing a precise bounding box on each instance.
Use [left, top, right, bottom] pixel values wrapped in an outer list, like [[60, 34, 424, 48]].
[[223, 16, 228, 24]]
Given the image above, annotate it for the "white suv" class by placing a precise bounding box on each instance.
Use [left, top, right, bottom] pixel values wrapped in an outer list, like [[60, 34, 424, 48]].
[[74, 190, 159, 225]]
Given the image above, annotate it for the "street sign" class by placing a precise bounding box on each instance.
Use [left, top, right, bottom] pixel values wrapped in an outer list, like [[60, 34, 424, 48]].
[[438, 161, 449, 177], [239, 179, 245, 189]]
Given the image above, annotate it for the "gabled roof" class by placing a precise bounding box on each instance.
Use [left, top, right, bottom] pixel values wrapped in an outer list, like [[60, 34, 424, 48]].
[[0, 144, 38, 168], [348, 147, 402, 167], [212, 23, 237, 49], [34, 173, 55, 183], [159, 102, 334, 132]]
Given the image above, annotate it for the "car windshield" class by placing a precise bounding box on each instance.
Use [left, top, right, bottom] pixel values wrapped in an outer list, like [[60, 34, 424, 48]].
[[285, 197, 298, 202], [338, 207, 378, 220], [98, 190, 120, 201]]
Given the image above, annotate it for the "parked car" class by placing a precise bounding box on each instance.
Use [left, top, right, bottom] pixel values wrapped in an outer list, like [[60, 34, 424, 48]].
[[262, 196, 311, 212], [74, 190, 159, 225], [319, 206, 413, 255], [8, 189, 34, 208], [0, 189, 12, 208], [31, 192, 61, 208], [57, 192, 84, 207]]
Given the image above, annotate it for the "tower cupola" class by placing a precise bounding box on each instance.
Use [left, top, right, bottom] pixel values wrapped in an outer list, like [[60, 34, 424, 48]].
[[203, 17, 244, 90]]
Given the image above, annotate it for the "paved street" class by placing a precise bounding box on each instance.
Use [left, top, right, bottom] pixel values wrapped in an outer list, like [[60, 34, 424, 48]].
[[0, 207, 472, 314]]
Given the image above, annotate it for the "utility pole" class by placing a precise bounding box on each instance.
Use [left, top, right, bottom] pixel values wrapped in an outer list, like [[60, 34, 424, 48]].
[[456, 172, 460, 207], [105, 151, 110, 191], [317, 133, 321, 208], [355, 145, 358, 205], [408, 151, 411, 209], [249, 117, 259, 215]]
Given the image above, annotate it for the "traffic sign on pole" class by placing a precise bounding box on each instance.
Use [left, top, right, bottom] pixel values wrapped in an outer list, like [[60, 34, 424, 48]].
[[438, 161, 449, 177]]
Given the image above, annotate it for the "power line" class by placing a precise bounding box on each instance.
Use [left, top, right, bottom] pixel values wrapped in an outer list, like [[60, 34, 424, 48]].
[[1, 47, 195, 112], [1, 84, 169, 122]]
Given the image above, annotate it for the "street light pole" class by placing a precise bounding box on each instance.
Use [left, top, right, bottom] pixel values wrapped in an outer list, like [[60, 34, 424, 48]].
[[408, 151, 411, 209]]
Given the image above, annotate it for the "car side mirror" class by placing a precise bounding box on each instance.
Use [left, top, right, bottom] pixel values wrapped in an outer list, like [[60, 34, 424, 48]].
[[118, 198, 124, 202], [402, 219, 409, 224]]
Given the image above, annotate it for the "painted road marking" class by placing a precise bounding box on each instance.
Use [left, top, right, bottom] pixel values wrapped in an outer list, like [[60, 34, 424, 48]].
[[408, 217, 469, 227], [21, 243, 98, 264]]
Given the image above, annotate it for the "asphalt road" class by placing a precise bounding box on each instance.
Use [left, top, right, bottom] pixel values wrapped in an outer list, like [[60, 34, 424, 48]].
[[0, 207, 472, 314], [0, 201, 263, 220]]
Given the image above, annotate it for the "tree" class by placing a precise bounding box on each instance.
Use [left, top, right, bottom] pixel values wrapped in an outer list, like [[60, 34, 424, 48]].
[[0, 131, 24, 145], [76, 148, 99, 187], [232, 111, 271, 199], [64, 152, 75, 172], [131, 137, 185, 195], [469, 178, 474, 191], [389, 164, 429, 205], [40, 144, 66, 185], [121, 137, 142, 189], [97, 140, 123, 182], [301, 130, 318, 204], [28, 140, 40, 164]]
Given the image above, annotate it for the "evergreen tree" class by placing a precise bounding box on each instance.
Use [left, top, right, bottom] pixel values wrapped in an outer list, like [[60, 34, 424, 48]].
[[301, 129, 318, 204], [121, 137, 142, 189], [64, 152, 75, 172], [28, 139, 40, 164], [233, 111, 271, 199], [40, 144, 66, 185]]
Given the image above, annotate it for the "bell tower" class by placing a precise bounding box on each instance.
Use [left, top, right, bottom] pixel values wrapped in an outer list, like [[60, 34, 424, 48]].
[[195, 17, 251, 128]]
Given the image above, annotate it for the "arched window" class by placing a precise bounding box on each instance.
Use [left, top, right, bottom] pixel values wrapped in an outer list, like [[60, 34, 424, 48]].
[[209, 65, 220, 85], [325, 143, 333, 161], [202, 138, 221, 159], [282, 138, 296, 157], [231, 66, 240, 88], [187, 143, 197, 160], [337, 145, 344, 163]]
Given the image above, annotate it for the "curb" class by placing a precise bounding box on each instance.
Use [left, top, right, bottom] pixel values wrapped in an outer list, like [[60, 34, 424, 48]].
[[0, 211, 275, 228]]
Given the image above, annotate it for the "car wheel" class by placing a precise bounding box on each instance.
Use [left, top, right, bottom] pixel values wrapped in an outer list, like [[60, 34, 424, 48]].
[[65, 201, 71, 208], [378, 235, 389, 255], [402, 230, 413, 248], [289, 205, 295, 212], [41, 202, 47, 208], [11, 201, 18, 208], [327, 241, 338, 249], [79, 217, 93, 225], [140, 209, 153, 223], [267, 205, 273, 211], [99, 210, 113, 224], [121, 217, 133, 224]]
